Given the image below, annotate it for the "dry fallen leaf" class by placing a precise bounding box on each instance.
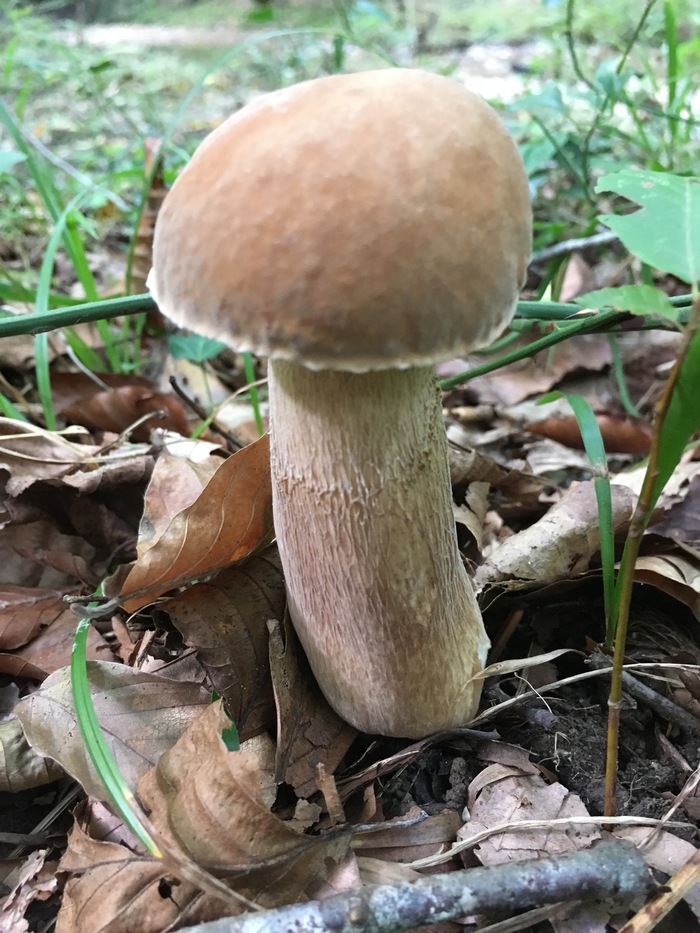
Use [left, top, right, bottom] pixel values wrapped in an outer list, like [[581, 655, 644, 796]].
[[0, 586, 77, 651], [56, 818, 223, 933], [0, 848, 58, 933], [475, 481, 637, 592], [120, 434, 273, 611], [270, 616, 357, 799], [53, 371, 191, 441], [527, 412, 652, 455], [464, 763, 600, 863], [0, 716, 64, 792], [138, 700, 352, 908], [14, 661, 211, 799], [165, 549, 285, 741]]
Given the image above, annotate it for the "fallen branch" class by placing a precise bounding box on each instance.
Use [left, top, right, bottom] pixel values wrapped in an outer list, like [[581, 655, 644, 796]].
[[175, 840, 653, 933]]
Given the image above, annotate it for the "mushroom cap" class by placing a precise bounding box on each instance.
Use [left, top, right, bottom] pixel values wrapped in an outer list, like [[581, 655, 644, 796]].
[[150, 68, 532, 371]]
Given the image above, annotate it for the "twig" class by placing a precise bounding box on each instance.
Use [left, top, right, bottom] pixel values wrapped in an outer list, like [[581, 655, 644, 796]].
[[620, 847, 700, 933], [530, 230, 619, 264], [590, 653, 700, 736], [173, 841, 653, 933]]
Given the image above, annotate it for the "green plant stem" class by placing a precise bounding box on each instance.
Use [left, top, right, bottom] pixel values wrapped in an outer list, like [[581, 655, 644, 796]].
[[604, 291, 700, 818], [439, 310, 626, 389], [2, 294, 691, 341]]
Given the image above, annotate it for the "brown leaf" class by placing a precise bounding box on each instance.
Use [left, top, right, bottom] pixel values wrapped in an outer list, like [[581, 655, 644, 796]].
[[13, 601, 110, 674], [14, 661, 211, 799], [0, 521, 97, 588], [465, 764, 599, 863], [634, 553, 700, 617], [270, 616, 357, 799], [138, 700, 351, 908], [54, 372, 190, 440], [0, 586, 75, 650], [354, 810, 462, 864], [57, 819, 222, 933], [165, 549, 285, 741], [0, 653, 47, 681], [0, 717, 64, 792], [527, 412, 652, 455], [0, 848, 58, 933], [120, 434, 273, 612], [0, 418, 151, 501]]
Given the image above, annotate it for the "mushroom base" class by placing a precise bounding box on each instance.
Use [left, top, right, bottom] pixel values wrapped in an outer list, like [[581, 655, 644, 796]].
[[268, 360, 490, 738]]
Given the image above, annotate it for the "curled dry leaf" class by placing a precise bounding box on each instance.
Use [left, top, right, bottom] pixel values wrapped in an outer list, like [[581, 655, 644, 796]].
[[475, 481, 637, 592], [14, 661, 211, 799], [0, 847, 58, 933], [138, 700, 352, 909], [634, 553, 700, 618], [165, 549, 285, 741], [120, 434, 273, 612], [0, 716, 64, 792], [269, 616, 357, 799]]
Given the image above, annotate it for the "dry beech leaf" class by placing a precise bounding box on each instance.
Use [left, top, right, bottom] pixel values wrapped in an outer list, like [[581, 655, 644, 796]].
[[0, 586, 76, 650], [475, 481, 637, 592], [138, 700, 352, 909], [269, 616, 357, 799], [165, 549, 285, 741], [56, 819, 223, 933], [464, 763, 599, 863], [0, 717, 64, 792], [121, 434, 273, 612], [14, 661, 210, 799]]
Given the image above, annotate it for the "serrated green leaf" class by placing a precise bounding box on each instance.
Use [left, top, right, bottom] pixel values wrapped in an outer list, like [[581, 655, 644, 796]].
[[574, 285, 678, 322], [596, 170, 700, 285]]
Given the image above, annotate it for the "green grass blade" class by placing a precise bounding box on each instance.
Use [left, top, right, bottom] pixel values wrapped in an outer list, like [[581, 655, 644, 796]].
[[71, 611, 162, 858], [539, 391, 615, 635]]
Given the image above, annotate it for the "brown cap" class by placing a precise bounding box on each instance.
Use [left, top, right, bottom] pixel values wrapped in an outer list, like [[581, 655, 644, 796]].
[[150, 68, 532, 371]]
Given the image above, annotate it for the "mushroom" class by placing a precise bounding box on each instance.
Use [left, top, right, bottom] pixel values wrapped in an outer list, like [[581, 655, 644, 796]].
[[149, 68, 532, 738]]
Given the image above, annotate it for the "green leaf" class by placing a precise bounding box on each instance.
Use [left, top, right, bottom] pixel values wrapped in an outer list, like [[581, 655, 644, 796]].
[[596, 170, 700, 285], [652, 325, 700, 506], [221, 721, 240, 752], [168, 333, 227, 362], [0, 150, 26, 172], [574, 284, 678, 322]]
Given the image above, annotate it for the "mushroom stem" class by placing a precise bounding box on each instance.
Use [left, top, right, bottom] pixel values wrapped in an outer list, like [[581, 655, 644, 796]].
[[268, 359, 489, 738]]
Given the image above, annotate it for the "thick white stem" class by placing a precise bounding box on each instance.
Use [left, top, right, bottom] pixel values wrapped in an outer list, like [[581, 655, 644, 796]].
[[268, 360, 489, 738]]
